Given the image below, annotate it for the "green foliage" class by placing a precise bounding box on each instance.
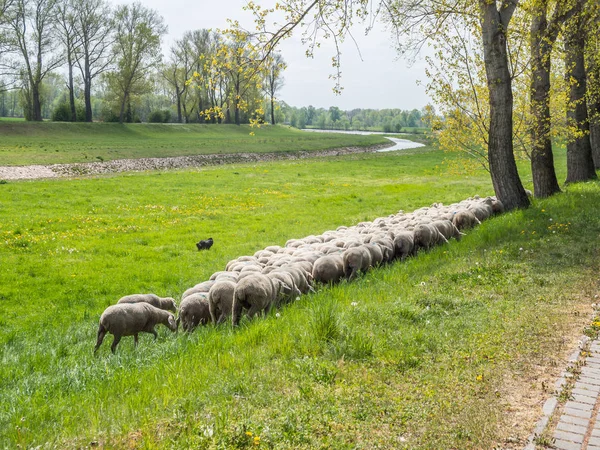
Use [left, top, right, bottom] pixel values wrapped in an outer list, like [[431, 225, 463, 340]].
[[51, 102, 72, 122], [148, 109, 172, 123]]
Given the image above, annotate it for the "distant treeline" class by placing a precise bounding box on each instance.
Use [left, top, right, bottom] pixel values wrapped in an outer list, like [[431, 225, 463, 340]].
[[277, 104, 426, 132]]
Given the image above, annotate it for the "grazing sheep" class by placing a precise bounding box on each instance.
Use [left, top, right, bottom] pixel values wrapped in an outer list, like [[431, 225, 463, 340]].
[[452, 210, 481, 231], [414, 223, 448, 251], [196, 237, 214, 250], [208, 281, 236, 324], [312, 254, 345, 284], [490, 198, 504, 214], [267, 271, 301, 306], [431, 219, 464, 241], [94, 303, 177, 354], [178, 293, 211, 332], [231, 274, 291, 326], [117, 293, 177, 313], [182, 280, 215, 299], [278, 266, 314, 294], [393, 231, 415, 261], [371, 237, 395, 263], [365, 242, 384, 267], [343, 245, 372, 281], [469, 203, 493, 222]]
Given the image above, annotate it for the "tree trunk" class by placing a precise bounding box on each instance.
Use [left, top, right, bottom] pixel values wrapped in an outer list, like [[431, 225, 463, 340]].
[[67, 59, 77, 122], [31, 82, 43, 121], [119, 92, 128, 124], [271, 95, 275, 125], [480, 2, 529, 210], [564, 18, 597, 183], [530, 6, 561, 197], [235, 104, 240, 125], [588, 51, 600, 169], [591, 101, 600, 169]]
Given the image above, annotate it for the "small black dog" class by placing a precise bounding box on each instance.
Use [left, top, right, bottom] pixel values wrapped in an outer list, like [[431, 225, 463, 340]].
[[196, 237, 214, 251]]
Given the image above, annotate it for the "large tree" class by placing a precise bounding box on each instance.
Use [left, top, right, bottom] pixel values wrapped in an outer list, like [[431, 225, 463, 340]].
[[6, 0, 63, 121], [56, 0, 80, 121], [74, 0, 114, 122], [586, 3, 600, 169], [243, 0, 530, 209], [563, 2, 597, 183], [162, 36, 194, 123], [107, 2, 165, 124]]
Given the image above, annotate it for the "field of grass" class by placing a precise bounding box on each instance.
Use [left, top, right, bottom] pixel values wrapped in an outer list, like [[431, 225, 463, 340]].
[[0, 122, 389, 166], [1, 143, 599, 448]]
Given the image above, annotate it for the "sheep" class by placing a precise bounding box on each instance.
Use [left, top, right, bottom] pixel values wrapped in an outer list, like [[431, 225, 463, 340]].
[[365, 242, 384, 267], [94, 303, 177, 353], [392, 231, 415, 261], [452, 210, 481, 231], [312, 254, 345, 284], [414, 223, 448, 251], [208, 281, 236, 324], [469, 203, 493, 222], [490, 197, 504, 214], [178, 293, 211, 332], [370, 237, 395, 263], [431, 219, 464, 241], [231, 273, 291, 326], [182, 280, 215, 299], [117, 293, 177, 313], [267, 271, 301, 306], [343, 245, 372, 281]]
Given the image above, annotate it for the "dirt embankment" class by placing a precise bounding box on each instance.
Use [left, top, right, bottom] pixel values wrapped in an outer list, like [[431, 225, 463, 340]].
[[0, 143, 394, 181]]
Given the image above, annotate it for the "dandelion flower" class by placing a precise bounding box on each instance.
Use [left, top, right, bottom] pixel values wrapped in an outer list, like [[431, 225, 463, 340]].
[[476, 374, 483, 381], [246, 431, 253, 437]]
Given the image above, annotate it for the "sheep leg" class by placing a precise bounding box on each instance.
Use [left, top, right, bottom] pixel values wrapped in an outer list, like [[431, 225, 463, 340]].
[[247, 304, 263, 319], [232, 299, 243, 326], [94, 326, 107, 353], [134, 333, 139, 347], [110, 335, 121, 354], [150, 327, 158, 340], [217, 313, 226, 325]]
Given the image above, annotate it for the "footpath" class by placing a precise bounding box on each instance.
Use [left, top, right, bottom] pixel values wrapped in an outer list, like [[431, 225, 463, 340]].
[[526, 315, 600, 450]]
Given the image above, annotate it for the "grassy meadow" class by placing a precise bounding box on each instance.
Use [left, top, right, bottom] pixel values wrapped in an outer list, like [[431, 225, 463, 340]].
[[1, 139, 599, 448], [0, 122, 389, 166]]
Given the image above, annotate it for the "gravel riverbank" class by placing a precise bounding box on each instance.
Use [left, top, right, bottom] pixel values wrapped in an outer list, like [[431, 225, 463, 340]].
[[0, 142, 395, 181]]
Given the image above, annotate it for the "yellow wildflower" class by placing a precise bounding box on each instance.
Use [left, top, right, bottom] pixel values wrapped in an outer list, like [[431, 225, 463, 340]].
[[246, 431, 253, 437]]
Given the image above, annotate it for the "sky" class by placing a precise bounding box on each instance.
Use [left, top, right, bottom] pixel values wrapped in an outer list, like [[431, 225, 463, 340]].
[[116, 0, 431, 111]]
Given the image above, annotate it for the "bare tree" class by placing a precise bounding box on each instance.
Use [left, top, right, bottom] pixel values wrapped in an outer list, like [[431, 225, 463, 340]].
[[162, 37, 194, 123], [5, 0, 63, 121], [264, 52, 285, 125], [73, 0, 114, 122], [56, 0, 80, 121]]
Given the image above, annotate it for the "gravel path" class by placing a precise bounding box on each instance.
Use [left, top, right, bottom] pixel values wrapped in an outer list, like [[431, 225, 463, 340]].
[[0, 142, 395, 181]]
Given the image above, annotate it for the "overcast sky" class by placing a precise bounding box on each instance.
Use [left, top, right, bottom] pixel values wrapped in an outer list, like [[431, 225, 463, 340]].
[[116, 0, 431, 111]]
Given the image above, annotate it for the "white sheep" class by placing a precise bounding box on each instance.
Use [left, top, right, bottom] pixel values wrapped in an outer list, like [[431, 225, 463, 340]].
[[94, 303, 177, 353]]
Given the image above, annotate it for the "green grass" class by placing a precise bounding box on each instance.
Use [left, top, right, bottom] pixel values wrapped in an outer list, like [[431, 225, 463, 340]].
[[0, 122, 389, 166], [1, 144, 599, 448]]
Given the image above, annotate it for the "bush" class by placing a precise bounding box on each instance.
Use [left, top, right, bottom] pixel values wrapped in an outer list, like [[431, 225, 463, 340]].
[[148, 110, 171, 123], [51, 101, 87, 122], [51, 103, 72, 122]]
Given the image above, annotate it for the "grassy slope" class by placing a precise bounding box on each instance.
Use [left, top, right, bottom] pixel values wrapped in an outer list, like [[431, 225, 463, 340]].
[[0, 122, 388, 166], [1, 145, 599, 448]]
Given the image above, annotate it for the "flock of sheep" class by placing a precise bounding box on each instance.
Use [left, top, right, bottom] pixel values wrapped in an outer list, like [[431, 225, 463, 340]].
[[94, 195, 504, 353]]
